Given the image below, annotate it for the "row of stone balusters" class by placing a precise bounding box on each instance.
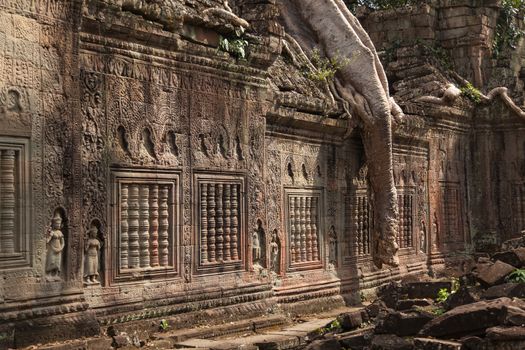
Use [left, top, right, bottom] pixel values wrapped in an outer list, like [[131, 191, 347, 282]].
[[353, 194, 370, 256], [398, 193, 413, 249], [289, 196, 320, 263], [0, 149, 16, 255], [200, 183, 241, 263], [120, 184, 171, 269]]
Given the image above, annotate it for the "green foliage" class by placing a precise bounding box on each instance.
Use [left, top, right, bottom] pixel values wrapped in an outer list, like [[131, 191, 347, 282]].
[[419, 41, 453, 71], [436, 288, 450, 303], [506, 268, 525, 283], [218, 26, 249, 60], [460, 82, 483, 104], [159, 319, 170, 332], [432, 307, 446, 316], [304, 48, 350, 83], [493, 0, 525, 58]]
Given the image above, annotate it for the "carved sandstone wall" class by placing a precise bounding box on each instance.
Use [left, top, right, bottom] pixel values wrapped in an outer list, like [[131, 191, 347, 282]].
[[0, 0, 524, 347]]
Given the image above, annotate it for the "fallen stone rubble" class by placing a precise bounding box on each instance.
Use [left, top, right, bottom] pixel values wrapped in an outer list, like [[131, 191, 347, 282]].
[[303, 239, 525, 350]]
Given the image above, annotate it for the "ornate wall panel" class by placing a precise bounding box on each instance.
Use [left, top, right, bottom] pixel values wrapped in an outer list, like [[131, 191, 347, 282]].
[[285, 188, 323, 271], [439, 181, 464, 244], [0, 137, 30, 268], [110, 171, 180, 283], [195, 173, 245, 274]]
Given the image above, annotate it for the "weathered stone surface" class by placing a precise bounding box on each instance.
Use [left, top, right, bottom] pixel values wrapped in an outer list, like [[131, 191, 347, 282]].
[[486, 326, 525, 341], [482, 283, 525, 300], [413, 337, 462, 350], [370, 334, 414, 350], [445, 285, 480, 310], [420, 298, 525, 338], [339, 328, 374, 350], [339, 310, 368, 330], [404, 281, 453, 299], [492, 250, 523, 268], [376, 309, 433, 336], [395, 298, 433, 311], [304, 339, 342, 350], [366, 299, 389, 318], [476, 261, 516, 287]]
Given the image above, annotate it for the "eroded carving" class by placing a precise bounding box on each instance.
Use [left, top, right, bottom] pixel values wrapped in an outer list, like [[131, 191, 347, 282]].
[[46, 210, 66, 279], [84, 220, 102, 285]]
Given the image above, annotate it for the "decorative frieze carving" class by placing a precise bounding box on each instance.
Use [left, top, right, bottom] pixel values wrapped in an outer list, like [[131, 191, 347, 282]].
[[111, 171, 179, 282], [196, 174, 245, 272], [286, 189, 322, 270]]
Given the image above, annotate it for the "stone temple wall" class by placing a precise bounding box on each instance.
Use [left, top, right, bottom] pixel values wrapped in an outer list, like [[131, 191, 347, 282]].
[[0, 0, 524, 347]]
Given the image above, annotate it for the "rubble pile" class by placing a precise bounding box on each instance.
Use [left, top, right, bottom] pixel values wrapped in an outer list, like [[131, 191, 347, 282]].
[[304, 238, 525, 350]]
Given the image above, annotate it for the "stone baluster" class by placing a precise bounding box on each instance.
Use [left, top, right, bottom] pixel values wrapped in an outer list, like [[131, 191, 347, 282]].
[[398, 194, 404, 248], [363, 196, 370, 255], [120, 184, 129, 269], [139, 186, 150, 267], [289, 197, 296, 263], [311, 197, 319, 261], [294, 196, 301, 262], [223, 184, 231, 261], [0, 150, 15, 254], [159, 186, 170, 266], [299, 197, 307, 262], [407, 195, 413, 247], [305, 197, 312, 261], [128, 184, 140, 268], [358, 196, 364, 255], [149, 185, 159, 267], [215, 184, 224, 262], [208, 184, 216, 263], [231, 184, 239, 260], [201, 183, 208, 263]]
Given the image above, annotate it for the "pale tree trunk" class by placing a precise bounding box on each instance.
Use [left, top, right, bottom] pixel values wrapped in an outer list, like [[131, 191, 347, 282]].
[[279, 0, 400, 268]]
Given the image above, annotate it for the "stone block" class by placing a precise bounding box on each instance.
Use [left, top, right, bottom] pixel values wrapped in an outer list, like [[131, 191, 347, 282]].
[[482, 283, 525, 300], [420, 298, 525, 339], [476, 260, 515, 286], [413, 337, 462, 350], [370, 334, 414, 350]]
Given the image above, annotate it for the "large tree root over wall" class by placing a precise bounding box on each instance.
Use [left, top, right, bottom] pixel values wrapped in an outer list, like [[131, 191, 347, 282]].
[[278, 0, 401, 268]]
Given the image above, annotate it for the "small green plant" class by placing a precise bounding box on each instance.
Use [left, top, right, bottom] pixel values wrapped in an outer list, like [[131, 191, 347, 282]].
[[159, 319, 170, 332], [460, 82, 482, 104], [218, 26, 249, 60], [436, 288, 450, 303], [493, 0, 525, 58], [506, 268, 525, 283], [330, 318, 342, 330], [431, 307, 446, 316], [303, 48, 350, 83]]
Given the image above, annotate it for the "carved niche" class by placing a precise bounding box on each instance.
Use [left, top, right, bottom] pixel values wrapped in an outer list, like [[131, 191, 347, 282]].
[[196, 174, 245, 273], [285, 188, 323, 271], [110, 171, 180, 283], [0, 137, 30, 268]]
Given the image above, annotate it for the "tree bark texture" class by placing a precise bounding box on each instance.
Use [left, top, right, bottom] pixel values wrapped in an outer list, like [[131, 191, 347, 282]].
[[278, 0, 400, 268]]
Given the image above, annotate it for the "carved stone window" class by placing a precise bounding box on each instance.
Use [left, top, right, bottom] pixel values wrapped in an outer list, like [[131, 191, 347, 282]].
[[111, 171, 179, 283], [512, 183, 525, 234], [285, 189, 323, 271], [0, 137, 30, 269], [345, 190, 372, 258], [397, 188, 415, 249], [196, 174, 245, 273], [439, 181, 463, 244]]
